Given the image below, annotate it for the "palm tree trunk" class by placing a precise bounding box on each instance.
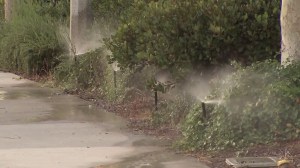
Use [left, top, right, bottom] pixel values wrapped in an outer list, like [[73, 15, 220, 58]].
[[70, 0, 92, 56], [281, 0, 300, 65], [4, 0, 13, 21]]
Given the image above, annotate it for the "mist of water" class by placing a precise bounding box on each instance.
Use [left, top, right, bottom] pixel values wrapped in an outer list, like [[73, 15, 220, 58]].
[[67, 23, 114, 57], [75, 33, 103, 56], [70, 0, 107, 56], [155, 70, 173, 84], [112, 62, 120, 72], [0, 90, 6, 100], [202, 99, 223, 104], [184, 66, 234, 105]]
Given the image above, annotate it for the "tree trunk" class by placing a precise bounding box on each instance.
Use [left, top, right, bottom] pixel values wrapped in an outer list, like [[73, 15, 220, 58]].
[[281, 0, 300, 65], [70, 0, 93, 56], [4, 0, 13, 21]]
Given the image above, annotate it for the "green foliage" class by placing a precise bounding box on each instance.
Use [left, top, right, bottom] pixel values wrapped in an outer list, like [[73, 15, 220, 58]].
[[126, 66, 157, 91], [0, 1, 67, 75], [91, 0, 134, 26], [54, 48, 129, 102], [91, 0, 157, 38], [152, 93, 196, 127], [54, 49, 105, 91], [38, 0, 70, 22], [179, 103, 208, 151], [106, 0, 281, 72], [102, 67, 130, 102], [180, 61, 300, 151], [56, 50, 100, 89]]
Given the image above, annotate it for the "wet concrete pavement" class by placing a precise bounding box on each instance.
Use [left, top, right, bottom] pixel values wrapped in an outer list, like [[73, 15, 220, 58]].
[[0, 72, 209, 168]]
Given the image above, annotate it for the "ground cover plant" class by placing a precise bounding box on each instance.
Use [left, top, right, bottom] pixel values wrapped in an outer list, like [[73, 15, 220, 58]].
[[180, 61, 300, 151]]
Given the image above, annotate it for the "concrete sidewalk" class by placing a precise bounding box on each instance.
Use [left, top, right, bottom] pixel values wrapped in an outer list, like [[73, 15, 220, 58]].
[[0, 72, 209, 168]]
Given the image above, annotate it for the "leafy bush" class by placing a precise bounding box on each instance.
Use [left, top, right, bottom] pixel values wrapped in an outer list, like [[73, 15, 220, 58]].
[[91, 0, 157, 40], [91, 0, 134, 26], [106, 0, 281, 72], [180, 61, 300, 151], [101, 61, 130, 102], [38, 0, 70, 22], [55, 49, 106, 91], [0, 1, 67, 75], [152, 93, 196, 127], [54, 48, 129, 102]]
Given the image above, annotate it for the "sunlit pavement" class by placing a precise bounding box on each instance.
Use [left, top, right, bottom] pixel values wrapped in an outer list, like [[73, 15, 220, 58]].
[[0, 72, 209, 168]]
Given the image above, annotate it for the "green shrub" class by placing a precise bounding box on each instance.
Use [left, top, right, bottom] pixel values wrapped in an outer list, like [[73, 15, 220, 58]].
[[126, 66, 157, 92], [54, 49, 106, 91], [180, 61, 300, 151], [38, 0, 70, 22], [102, 67, 130, 102], [53, 57, 76, 90], [0, 1, 67, 75], [106, 0, 280, 72], [54, 48, 129, 102], [92, 0, 134, 26], [91, 0, 155, 40], [152, 93, 196, 127]]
